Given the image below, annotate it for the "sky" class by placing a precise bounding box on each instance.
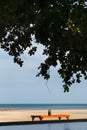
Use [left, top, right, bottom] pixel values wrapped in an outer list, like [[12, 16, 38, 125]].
[[0, 45, 87, 104]]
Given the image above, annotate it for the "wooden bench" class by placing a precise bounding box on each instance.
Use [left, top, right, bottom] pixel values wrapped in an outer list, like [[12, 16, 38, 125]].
[[31, 114, 70, 121]]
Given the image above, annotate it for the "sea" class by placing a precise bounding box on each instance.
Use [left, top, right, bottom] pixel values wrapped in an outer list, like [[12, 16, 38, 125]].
[[0, 103, 87, 110]]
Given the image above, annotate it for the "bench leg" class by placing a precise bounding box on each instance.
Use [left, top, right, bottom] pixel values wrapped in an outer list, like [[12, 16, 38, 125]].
[[66, 117, 69, 120], [32, 117, 35, 121], [39, 117, 42, 121], [59, 117, 61, 120], [39, 117, 43, 121]]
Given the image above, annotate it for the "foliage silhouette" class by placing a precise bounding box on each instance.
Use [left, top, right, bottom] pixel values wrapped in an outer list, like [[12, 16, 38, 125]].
[[0, 0, 87, 91]]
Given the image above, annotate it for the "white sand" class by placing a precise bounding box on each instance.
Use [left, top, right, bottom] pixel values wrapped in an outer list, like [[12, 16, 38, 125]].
[[0, 109, 87, 122]]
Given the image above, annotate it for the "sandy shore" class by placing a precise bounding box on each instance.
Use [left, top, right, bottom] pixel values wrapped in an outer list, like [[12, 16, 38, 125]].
[[0, 109, 87, 122]]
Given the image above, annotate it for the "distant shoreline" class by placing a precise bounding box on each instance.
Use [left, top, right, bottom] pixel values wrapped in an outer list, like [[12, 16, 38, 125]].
[[0, 108, 17, 111]]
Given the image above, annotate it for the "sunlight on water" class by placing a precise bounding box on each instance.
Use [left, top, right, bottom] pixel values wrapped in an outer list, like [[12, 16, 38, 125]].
[[0, 122, 87, 130]]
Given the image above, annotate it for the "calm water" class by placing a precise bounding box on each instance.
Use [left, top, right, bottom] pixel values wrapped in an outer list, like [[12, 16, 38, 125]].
[[0, 104, 87, 110], [0, 122, 87, 130]]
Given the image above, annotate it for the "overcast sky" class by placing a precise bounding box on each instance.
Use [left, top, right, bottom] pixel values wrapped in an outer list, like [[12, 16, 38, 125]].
[[0, 45, 87, 104]]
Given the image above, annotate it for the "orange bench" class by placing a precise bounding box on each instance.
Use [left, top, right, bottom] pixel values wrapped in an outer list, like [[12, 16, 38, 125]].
[[31, 114, 70, 121]]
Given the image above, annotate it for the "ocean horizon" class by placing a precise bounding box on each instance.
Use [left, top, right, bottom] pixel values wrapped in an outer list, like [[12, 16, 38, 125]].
[[0, 103, 87, 110]]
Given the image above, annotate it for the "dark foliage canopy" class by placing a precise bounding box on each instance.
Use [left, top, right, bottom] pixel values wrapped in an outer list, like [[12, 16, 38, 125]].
[[0, 0, 87, 92]]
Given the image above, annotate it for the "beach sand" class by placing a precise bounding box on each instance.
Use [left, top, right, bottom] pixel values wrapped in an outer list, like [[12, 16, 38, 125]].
[[0, 109, 87, 122]]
